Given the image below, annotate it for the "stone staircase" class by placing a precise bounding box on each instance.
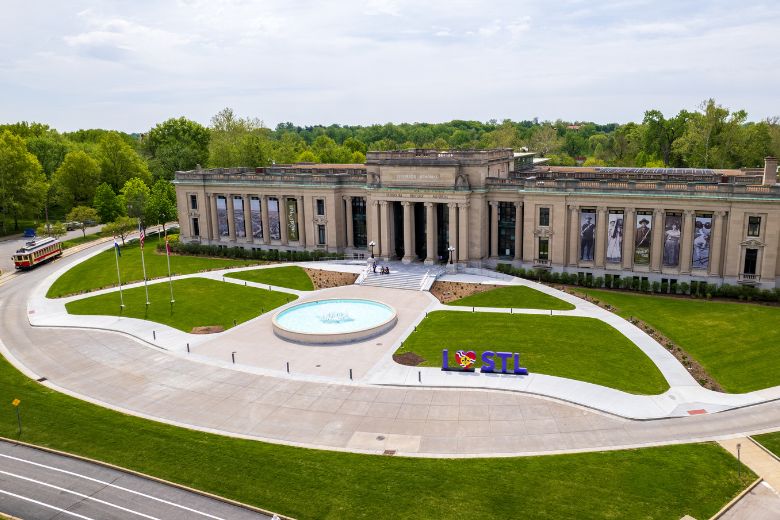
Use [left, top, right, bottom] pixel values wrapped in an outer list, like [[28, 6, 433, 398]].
[[359, 264, 445, 291]]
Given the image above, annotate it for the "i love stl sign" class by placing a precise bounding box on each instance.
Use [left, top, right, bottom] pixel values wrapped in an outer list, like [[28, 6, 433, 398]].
[[441, 349, 529, 375]]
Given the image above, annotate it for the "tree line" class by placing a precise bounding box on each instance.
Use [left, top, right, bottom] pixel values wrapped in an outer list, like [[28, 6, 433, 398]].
[[1, 98, 778, 234]]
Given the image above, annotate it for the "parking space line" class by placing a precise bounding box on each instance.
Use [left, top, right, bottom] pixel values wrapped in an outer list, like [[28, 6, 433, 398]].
[[0, 487, 97, 520]]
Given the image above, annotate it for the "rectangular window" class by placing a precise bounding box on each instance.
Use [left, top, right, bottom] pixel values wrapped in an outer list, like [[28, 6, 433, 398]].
[[192, 218, 200, 237], [747, 216, 761, 237], [233, 196, 246, 238], [216, 196, 228, 237], [317, 224, 326, 245], [190, 194, 198, 210], [539, 207, 550, 227], [352, 197, 367, 248], [250, 197, 262, 239], [268, 198, 281, 240], [538, 238, 549, 260], [743, 248, 758, 275], [316, 199, 325, 216]]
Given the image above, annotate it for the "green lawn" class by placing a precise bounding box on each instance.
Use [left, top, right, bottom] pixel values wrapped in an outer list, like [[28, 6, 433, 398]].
[[448, 285, 575, 310], [580, 289, 780, 393], [0, 353, 754, 520], [48, 241, 265, 298], [753, 432, 780, 458], [396, 311, 669, 394], [226, 265, 314, 291], [61, 230, 108, 249], [66, 278, 294, 332]]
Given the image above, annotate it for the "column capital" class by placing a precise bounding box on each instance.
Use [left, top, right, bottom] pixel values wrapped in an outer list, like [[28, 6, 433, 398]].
[[715, 210, 727, 217], [343, 195, 353, 201], [448, 201, 459, 208], [653, 208, 665, 216], [623, 207, 635, 213], [401, 201, 411, 207], [597, 206, 608, 213], [457, 202, 470, 209], [513, 201, 523, 208], [424, 201, 434, 207], [684, 209, 696, 216], [489, 200, 499, 207], [568, 204, 579, 211], [379, 200, 388, 207]]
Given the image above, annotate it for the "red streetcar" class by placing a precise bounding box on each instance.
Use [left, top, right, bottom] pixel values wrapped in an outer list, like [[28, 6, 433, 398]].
[[12, 237, 63, 270]]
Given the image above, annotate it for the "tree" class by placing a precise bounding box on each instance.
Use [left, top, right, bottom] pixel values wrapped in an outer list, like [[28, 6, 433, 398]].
[[673, 99, 748, 168], [103, 216, 136, 245], [145, 180, 177, 233], [528, 125, 562, 157], [66, 206, 99, 237], [52, 151, 101, 210], [642, 109, 689, 167], [36, 222, 66, 239], [0, 130, 48, 232], [120, 178, 150, 221], [97, 131, 151, 191], [145, 117, 210, 180], [93, 183, 123, 223], [26, 133, 71, 177]]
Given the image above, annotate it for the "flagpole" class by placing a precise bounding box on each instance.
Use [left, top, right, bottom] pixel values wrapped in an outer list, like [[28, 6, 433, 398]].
[[166, 237, 175, 304], [139, 219, 150, 306], [114, 239, 124, 310]]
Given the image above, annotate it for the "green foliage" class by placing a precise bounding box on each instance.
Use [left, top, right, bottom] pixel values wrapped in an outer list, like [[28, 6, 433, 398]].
[[36, 221, 66, 238], [446, 285, 574, 310], [226, 266, 315, 291], [102, 216, 136, 245], [97, 131, 151, 190], [145, 117, 210, 180], [0, 130, 48, 233], [145, 180, 177, 226], [93, 182, 123, 223], [66, 206, 99, 237], [52, 150, 101, 210], [120, 177, 150, 220]]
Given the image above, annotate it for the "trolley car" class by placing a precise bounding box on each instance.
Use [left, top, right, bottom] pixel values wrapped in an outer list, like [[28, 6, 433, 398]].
[[12, 237, 63, 270]]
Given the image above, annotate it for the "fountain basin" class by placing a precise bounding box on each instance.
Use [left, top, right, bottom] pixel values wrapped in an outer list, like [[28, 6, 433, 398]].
[[272, 298, 397, 344]]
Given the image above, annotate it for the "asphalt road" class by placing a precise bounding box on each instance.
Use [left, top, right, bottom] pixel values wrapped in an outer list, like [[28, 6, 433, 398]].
[[0, 225, 103, 274], [0, 440, 272, 520]]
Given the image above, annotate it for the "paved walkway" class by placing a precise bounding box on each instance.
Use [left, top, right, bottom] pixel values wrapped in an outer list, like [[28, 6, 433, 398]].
[[719, 437, 780, 491], [1, 249, 780, 457]]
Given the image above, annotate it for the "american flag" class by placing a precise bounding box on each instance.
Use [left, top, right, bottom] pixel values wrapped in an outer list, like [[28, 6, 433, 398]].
[[138, 221, 145, 248], [165, 237, 171, 255]]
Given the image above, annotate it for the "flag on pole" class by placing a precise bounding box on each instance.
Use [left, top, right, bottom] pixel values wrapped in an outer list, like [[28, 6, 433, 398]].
[[114, 240, 121, 257], [138, 222, 145, 248], [165, 237, 171, 256], [138, 219, 150, 305], [113, 237, 124, 308], [165, 237, 175, 303]]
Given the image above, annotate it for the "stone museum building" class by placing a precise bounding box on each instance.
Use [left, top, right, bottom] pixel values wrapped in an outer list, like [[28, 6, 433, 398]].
[[174, 150, 780, 288]]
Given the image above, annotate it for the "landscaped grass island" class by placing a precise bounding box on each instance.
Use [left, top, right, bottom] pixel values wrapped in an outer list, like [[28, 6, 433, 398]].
[[66, 278, 294, 332], [48, 241, 265, 298], [395, 311, 669, 395], [0, 351, 755, 519], [580, 289, 780, 393], [226, 265, 315, 291], [753, 432, 780, 459], [446, 285, 575, 310]]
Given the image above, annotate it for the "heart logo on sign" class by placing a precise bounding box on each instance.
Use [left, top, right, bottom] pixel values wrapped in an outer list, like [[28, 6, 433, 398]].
[[455, 350, 477, 369]]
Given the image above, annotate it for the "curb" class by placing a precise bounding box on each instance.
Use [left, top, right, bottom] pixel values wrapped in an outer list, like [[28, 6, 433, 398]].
[[708, 477, 763, 519], [0, 436, 292, 520], [748, 435, 780, 464]]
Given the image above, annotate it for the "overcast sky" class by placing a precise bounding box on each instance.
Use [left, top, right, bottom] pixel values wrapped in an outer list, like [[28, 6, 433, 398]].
[[1, 0, 778, 132]]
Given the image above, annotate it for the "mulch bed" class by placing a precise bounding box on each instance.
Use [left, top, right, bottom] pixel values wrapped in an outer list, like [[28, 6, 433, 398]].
[[393, 352, 426, 366], [430, 281, 502, 304], [190, 325, 225, 334], [304, 268, 358, 290]]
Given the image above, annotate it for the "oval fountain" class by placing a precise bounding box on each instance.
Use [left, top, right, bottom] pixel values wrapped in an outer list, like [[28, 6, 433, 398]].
[[272, 298, 397, 344]]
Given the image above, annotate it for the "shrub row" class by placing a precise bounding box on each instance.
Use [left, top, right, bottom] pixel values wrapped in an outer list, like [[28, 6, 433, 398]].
[[496, 263, 780, 303], [158, 241, 345, 263]]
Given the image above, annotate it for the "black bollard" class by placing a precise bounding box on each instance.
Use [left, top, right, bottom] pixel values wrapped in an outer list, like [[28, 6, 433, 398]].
[[186, 343, 190, 353]]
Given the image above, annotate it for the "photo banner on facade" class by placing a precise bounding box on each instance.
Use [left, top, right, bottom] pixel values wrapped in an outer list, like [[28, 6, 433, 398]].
[[233, 196, 246, 238], [250, 198, 262, 239], [606, 212, 624, 263], [663, 213, 682, 267], [634, 212, 652, 264], [692, 214, 712, 270], [216, 196, 229, 237], [579, 209, 596, 261], [268, 198, 281, 240], [286, 198, 299, 242]]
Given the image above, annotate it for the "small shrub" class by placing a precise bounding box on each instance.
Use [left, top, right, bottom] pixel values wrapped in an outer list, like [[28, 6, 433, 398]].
[[679, 282, 690, 295], [651, 281, 661, 293]]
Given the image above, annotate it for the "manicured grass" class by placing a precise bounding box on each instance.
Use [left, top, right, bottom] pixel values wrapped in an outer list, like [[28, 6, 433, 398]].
[[754, 432, 780, 458], [65, 278, 293, 332], [226, 265, 314, 291], [48, 241, 264, 298], [579, 289, 780, 393], [396, 311, 669, 394], [448, 285, 575, 310], [0, 353, 754, 519], [61, 230, 108, 249]]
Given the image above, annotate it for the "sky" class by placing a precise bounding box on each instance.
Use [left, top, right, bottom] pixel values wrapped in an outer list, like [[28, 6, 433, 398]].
[[1, 0, 779, 132]]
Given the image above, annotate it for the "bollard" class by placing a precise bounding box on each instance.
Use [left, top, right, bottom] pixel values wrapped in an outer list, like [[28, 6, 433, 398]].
[[233, 319, 237, 326], [245, 281, 247, 286], [418, 371, 421, 383], [231, 351, 236, 364], [349, 368, 353, 380], [269, 285, 272, 291], [186, 343, 190, 353], [286, 361, 290, 373], [510, 308, 513, 314], [152, 330, 156, 340], [472, 306, 475, 312]]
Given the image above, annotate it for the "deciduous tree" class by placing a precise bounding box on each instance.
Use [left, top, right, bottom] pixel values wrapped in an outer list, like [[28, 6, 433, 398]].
[[66, 206, 99, 237], [120, 178, 150, 221], [93, 183, 123, 223], [52, 151, 101, 210], [97, 131, 151, 191], [0, 130, 48, 232]]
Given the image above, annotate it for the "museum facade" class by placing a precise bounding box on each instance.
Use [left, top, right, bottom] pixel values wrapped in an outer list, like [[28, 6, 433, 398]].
[[174, 150, 780, 288]]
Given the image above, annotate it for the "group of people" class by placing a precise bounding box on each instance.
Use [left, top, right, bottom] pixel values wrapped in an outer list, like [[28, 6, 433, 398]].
[[371, 261, 390, 275]]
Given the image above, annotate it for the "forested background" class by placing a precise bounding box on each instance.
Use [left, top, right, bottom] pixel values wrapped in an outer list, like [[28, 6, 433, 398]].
[[1, 98, 779, 233]]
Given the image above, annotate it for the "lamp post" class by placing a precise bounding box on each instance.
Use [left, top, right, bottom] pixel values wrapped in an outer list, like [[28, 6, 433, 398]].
[[447, 245, 455, 264], [369, 240, 376, 259], [737, 443, 742, 479]]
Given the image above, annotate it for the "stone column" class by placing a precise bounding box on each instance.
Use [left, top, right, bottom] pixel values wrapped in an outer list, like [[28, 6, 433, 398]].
[[369, 200, 380, 256], [402, 201, 414, 263], [709, 211, 726, 276], [458, 202, 469, 262], [205, 194, 214, 240], [210, 194, 220, 240], [448, 202, 458, 252], [594, 206, 607, 267], [679, 210, 695, 273], [514, 202, 523, 260], [425, 202, 436, 264], [279, 197, 289, 245], [226, 195, 236, 241], [622, 208, 635, 270], [297, 195, 306, 246], [244, 195, 253, 242], [490, 201, 499, 258], [651, 209, 665, 272], [261, 196, 270, 245], [568, 205, 579, 266], [345, 196, 354, 248], [379, 201, 392, 259]]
